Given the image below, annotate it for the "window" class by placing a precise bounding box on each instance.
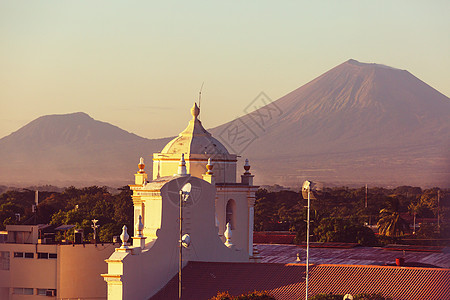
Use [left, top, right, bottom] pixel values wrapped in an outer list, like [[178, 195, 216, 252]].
[[13, 288, 33, 295], [14, 252, 34, 258], [37, 252, 57, 259], [37, 289, 47, 296], [0, 251, 9, 270]]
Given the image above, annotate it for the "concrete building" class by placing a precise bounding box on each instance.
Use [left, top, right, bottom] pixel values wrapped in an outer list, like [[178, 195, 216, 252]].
[[0, 224, 118, 300], [103, 103, 258, 300]]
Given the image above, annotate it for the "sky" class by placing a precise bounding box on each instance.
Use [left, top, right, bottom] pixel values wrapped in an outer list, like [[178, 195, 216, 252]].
[[1, 1, 449, 139]]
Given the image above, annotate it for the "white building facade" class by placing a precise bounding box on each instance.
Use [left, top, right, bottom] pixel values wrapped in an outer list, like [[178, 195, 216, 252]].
[[103, 103, 258, 300]]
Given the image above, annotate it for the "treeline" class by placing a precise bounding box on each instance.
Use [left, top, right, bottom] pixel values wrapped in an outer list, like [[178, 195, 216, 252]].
[[1, 185, 448, 245], [0, 186, 133, 242], [254, 186, 449, 246]]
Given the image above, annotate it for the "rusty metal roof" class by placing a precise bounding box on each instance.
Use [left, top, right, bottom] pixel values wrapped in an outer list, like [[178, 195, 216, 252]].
[[150, 261, 450, 300], [256, 244, 450, 268]]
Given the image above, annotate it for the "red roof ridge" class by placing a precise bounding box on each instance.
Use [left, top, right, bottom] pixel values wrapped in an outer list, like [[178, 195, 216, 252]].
[[285, 262, 450, 271]]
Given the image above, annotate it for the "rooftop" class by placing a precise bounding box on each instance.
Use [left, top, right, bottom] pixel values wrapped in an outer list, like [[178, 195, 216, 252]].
[[150, 261, 450, 300], [160, 103, 230, 155], [256, 244, 450, 268]]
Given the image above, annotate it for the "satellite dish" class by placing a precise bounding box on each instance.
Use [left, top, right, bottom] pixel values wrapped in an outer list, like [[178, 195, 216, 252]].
[[182, 234, 191, 248], [302, 180, 319, 200], [343, 294, 353, 300], [180, 183, 192, 202]]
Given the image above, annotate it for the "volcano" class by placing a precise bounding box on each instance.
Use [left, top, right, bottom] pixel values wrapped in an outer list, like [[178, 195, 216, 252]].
[[0, 112, 170, 186], [210, 59, 450, 187], [1, 59, 449, 187]]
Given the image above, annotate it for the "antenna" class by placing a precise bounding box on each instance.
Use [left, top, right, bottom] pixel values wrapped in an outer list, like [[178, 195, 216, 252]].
[[198, 82, 204, 118], [365, 184, 368, 208]]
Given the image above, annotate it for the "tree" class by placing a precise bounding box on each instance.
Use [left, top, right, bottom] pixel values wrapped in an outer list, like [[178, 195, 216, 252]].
[[314, 217, 378, 246], [377, 197, 409, 238]]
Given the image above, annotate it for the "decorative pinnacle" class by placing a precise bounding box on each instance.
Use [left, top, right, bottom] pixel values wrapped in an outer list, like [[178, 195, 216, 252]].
[[178, 153, 187, 176], [191, 102, 200, 119], [138, 157, 145, 173], [136, 215, 144, 237], [120, 225, 129, 248], [206, 158, 214, 175], [224, 222, 233, 248], [244, 159, 251, 174]]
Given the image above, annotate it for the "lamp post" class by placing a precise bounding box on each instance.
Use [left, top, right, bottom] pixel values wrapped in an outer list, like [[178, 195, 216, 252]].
[[91, 219, 99, 243], [179, 183, 191, 300], [302, 181, 318, 300]]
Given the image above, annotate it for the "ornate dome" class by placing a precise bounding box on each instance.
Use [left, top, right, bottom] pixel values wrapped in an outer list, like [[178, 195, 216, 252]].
[[160, 103, 230, 155]]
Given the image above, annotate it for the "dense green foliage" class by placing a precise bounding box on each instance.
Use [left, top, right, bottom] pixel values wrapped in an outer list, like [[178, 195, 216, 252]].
[[0, 186, 133, 242], [254, 186, 449, 245], [210, 291, 276, 300], [1, 184, 448, 245]]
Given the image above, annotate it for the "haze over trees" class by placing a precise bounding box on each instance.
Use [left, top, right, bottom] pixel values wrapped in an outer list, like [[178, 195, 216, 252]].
[[1, 60, 449, 188], [0, 186, 133, 242], [0, 185, 448, 245], [254, 186, 449, 246]]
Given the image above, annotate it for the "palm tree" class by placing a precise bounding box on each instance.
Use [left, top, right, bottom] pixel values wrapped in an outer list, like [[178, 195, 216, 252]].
[[377, 197, 409, 238]]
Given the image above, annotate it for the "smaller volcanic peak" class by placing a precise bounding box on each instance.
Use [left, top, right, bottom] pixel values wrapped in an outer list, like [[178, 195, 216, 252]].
[[0, 112, 171, 186], [1, 112, 142, 146]]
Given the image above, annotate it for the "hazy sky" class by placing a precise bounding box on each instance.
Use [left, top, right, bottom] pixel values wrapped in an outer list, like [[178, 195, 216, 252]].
[[1, 1, 449, 139]]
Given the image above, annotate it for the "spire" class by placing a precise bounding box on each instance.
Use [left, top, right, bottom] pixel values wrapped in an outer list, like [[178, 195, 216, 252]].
[[191, 102, 200, 120]]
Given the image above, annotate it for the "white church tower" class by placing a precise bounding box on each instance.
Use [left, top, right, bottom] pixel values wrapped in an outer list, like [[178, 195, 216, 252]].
[[103, 103, 258, 300]]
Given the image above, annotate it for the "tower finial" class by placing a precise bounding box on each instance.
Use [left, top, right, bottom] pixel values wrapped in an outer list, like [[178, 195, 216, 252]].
[[177, 153, 187, 176], [138, 157, 145, 173], [191, 103, 200, 119], [206, 158, 214, 175], [244, 159, 251, 174]]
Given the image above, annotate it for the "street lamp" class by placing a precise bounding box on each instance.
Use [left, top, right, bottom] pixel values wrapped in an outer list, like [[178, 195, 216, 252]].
[[179, 183, 192, 300], [91, 219, 100, 243], [301, 180, 318, 300]]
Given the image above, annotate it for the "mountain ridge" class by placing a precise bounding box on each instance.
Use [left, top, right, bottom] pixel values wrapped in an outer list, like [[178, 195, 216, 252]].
[[1, 59, 449, 187], [210, 59, 450, 187], [0, 112, 171, 186]]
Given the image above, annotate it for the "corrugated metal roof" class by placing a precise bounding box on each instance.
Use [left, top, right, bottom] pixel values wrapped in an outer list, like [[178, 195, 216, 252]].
[[256, 244, 450, 268], [55, 224, 76, 231], [150, 262, 450, 300]]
